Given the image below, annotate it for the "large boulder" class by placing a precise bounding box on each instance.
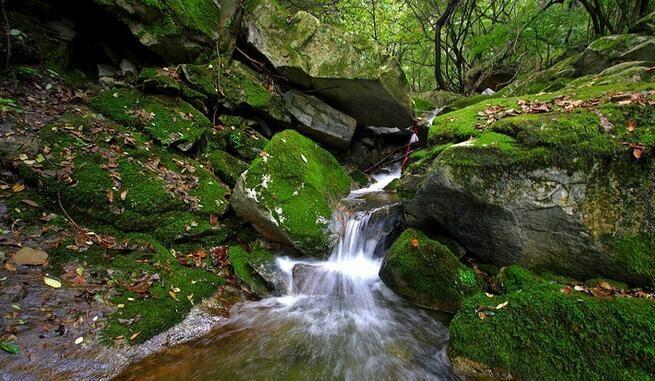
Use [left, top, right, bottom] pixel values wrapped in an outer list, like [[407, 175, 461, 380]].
[[230, 129, 351, 256], [504, 34, 655, 96], [243, 0, 413, 128], [284, 90, 357, 148], [379, 229, 482, 312], [449, 277, 655, 381], [402, 82, 655, 286], [575, 34, 655, 76], [94, 0, 241, 62]]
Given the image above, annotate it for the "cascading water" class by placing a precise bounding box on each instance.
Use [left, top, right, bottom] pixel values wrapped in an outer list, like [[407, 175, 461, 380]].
[[116, 164, 458, 381]]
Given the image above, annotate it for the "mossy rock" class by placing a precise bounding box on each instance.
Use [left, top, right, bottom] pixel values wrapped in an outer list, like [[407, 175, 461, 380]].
[[205, 149, 249, 186], [574, 34, 654, 76], [449, 283, 655, 381], [243, 0, 413, 128], [227, 245, 274, 297], [495, 265, 540, 294], [405, 80, 655, 286], [218, 125, 270, 161], [93, 0, 239, 62], [182, 60, 289, 124], [231, 129, 350, 256], [49, 233, 224, 344], [90, 88, 211, 150], [379, 228, 483, 312], [37, 111, 229, 243]]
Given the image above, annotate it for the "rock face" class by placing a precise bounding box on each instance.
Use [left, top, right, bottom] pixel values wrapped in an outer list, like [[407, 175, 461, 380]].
[[94, 0, 241, 62], [379, 229, 482, 312], [402, 84, 655, 286], [243, 0, 413, 128], [230, 130, 351, 256], [284, 90, 357, 148], [575, 34, 655, 76]]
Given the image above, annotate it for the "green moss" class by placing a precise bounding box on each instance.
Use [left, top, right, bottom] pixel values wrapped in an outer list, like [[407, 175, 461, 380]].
[[412, 96, 435, 114], [609, 235, 655, 286], [49, 233, 224, 344], [450, 284, 655, 381], [238, 130, 351, 255], [205, 149, 249, 186], [188, 164, 230, 216], [496, 265, 540, 294], [90, 89, 210, 147], [138, 67, 181, 94], [379, 228, 483, 312], [227, 245, 272, 296], [349, 169, 371, 188]]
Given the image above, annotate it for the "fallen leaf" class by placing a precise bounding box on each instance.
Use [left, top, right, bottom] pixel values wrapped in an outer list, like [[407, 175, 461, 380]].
[[21, 199, 39, 208], [13, 247, 48, 266], [627, 119, 636, 132], [130, 332, 141, 341], [410, 239, 419, 248], [168, 291, 178, 301], [209, 214, 218, 226], [107, 190, 114, 203], [12, 183, 25, 193], [633, 146, 643, 160], [120, 189, 128, 200], [574, 285, 585, 292], [0, 341, 19, 354], [74, 337, 84, 345], [44, 277, 62, 288], [599, 281, 613, 290], [4, 262, 16, 272], [495, 301, 509, 310], [478, 312, 486, 320]]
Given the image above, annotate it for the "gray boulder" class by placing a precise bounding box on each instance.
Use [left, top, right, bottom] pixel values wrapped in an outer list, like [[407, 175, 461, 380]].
[[244, 0, 413, 128], [284, 90, 356, 148]]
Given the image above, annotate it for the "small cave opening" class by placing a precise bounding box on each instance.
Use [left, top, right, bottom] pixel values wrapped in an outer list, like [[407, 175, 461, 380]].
[[7, 0, 165, 78]]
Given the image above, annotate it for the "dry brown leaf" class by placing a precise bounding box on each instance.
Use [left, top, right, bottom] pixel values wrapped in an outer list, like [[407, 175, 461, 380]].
[[12, 183, 25, 193], [410, 239, 419, 248], [627, 119, 636, 132], [633, 146, 643, 160], [21, 199, 39, 208], [12, 247, 48, 266]]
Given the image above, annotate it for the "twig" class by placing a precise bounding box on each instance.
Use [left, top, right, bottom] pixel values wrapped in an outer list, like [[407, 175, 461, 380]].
[[235, 45, 265, 69]]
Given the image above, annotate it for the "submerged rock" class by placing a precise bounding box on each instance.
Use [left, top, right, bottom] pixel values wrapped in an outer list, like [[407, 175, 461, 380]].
[[284, 90, 357, 148], [243, 0, 413, 128], [231, 130, 351, 256], [379, 229, 482, 312]]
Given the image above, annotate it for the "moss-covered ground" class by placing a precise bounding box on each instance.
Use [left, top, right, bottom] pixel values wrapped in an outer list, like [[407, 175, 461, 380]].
[[450, 268, 655, 381]]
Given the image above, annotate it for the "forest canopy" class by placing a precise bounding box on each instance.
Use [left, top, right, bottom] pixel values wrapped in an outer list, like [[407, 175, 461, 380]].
[[281, 0, 653, 93]]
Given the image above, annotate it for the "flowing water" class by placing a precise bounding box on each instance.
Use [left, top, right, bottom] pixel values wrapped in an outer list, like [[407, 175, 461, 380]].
[[116, 164, 458, 381]]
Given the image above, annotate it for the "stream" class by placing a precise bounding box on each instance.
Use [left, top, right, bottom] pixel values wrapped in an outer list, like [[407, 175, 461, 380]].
[[115, 165, 458, 381]]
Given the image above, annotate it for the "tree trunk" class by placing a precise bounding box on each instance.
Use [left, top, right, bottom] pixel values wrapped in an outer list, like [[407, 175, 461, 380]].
[[434, 0, 462, 90]]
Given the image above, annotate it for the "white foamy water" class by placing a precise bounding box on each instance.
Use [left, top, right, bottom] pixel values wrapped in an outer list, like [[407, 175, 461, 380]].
[[116, 163, 457, 381]]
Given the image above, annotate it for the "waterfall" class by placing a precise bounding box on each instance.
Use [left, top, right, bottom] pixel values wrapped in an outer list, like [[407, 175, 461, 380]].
[[114, 164, 458, 381]]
